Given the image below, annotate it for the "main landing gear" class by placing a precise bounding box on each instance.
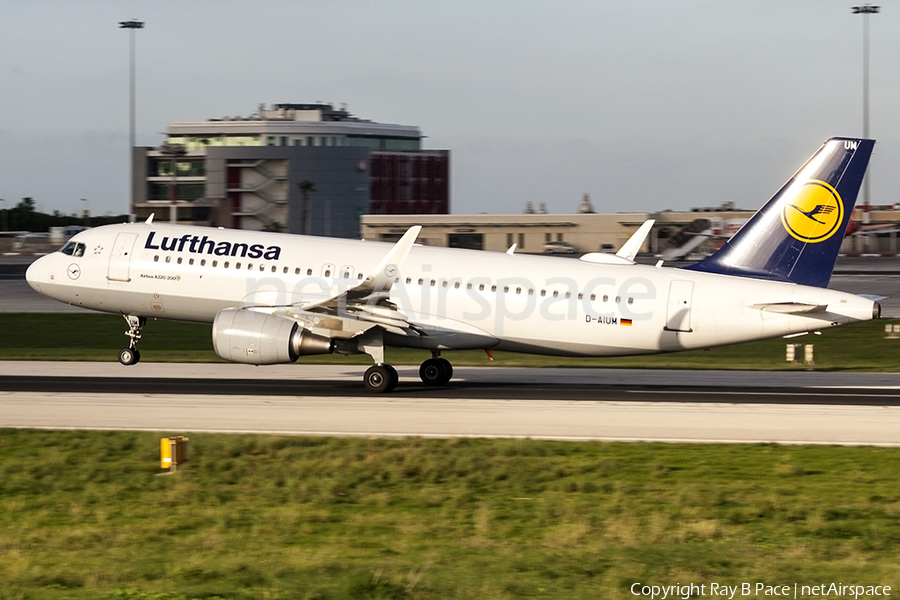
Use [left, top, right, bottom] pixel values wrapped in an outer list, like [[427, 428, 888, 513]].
[[118, 315, 146, 366], [363, 364, 399, 393], [361, 356, 453, 393], [419, 355, 453, 386]]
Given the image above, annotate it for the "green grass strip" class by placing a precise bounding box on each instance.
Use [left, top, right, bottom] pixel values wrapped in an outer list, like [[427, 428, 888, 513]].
[[0, 313, 899, 371], [1, 431, 899, 599]]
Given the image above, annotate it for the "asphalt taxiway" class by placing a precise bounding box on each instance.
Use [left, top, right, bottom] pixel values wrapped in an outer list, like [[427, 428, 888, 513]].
[[3, 362, 900, 445]]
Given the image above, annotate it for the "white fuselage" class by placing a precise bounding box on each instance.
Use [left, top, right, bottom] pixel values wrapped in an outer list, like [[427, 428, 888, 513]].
[[26, 223, 877, 356]]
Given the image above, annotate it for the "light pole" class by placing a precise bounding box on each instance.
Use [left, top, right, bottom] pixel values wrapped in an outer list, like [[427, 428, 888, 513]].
[[81, 198, 91, 227], [119, 19, 144, 221], [0, 198, 6, 232], [851, 4, 878, 248], [160, 143, 187, 224]]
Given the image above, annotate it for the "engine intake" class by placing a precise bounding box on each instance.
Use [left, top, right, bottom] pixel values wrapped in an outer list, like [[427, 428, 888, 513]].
[[212, 308, 334, 365]]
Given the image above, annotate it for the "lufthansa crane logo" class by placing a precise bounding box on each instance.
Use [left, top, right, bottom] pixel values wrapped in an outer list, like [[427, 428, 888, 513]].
[[780, 180, 844, 243]]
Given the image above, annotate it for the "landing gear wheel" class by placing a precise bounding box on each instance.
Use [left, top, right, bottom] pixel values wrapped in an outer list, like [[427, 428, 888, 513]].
[[385, 365, 399, 392], [364, 364, 398, 393], [419, 357, 452, 386], [120, 315, 146, 366], [118, 347, 140, 366]]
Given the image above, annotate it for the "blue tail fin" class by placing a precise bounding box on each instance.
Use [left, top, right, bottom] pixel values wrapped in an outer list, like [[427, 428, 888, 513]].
[[687, 137, 874, 288]]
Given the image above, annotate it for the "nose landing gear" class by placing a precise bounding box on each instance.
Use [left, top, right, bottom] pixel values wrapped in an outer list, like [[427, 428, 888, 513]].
[[118, 315, 146, 366]]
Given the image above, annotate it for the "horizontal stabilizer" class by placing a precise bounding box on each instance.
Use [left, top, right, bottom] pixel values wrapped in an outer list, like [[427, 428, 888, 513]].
[[749, 302, 828, 314]]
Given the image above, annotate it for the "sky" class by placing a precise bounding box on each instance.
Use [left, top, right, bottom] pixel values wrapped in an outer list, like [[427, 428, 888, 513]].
[[2, 0, 898, 218]]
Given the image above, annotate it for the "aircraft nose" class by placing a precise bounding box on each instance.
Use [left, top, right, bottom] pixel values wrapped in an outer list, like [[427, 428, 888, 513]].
[[25, 256, 47, 293]]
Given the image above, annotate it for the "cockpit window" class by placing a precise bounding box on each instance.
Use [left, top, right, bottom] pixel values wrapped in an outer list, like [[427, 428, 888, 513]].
[[60, 242, 86, 257]]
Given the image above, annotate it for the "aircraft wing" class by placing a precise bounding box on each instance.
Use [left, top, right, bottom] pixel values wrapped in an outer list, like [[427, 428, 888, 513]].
[[298, 226, 424, 336]]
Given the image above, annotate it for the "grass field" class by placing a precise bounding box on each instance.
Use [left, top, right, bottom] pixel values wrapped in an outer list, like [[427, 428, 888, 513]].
[[1, 313, 899, 370], [1, 430, 899, 599], [2, 315, 899, 598]]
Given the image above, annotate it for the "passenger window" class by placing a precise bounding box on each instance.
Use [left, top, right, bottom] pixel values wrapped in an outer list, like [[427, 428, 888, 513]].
[[295, 268, 301, 275], [307, 269, 313, 276], [236, 263, 242, 269], [165, 256, 171, 263], [177, 257, 183, 265], [260, 265, 265, 272], [153, 256, 159, 263], [201, 259, 206, 266]]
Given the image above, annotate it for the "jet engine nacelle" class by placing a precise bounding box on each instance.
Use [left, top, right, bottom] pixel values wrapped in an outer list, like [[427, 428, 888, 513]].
[[212, 308, 334, 365]]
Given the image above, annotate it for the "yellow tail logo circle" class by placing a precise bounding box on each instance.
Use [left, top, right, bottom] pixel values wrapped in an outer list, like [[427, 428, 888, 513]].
[[780, 180, 844, 243]]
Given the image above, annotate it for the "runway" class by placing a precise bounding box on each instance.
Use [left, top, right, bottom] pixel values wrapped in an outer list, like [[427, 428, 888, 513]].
[[3, 362, 900, 445]]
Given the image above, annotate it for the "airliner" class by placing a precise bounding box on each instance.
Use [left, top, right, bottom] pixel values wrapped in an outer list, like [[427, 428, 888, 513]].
[[26, 137, 880, 392]]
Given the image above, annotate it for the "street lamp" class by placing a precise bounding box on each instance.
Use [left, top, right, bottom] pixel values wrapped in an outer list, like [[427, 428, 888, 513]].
[[159, 143, 187, 224], [851, 5, 878, 220], [0, 198, 7, 232], [81, 198, 91, 227], [119, 19, 144, 221]]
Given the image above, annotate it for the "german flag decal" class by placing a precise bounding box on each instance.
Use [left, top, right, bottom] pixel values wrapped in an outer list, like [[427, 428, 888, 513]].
[[620, 319, 633, 326]]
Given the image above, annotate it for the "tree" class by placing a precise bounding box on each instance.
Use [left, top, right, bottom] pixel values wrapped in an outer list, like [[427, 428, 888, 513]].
[[16, 197, 35, 212]]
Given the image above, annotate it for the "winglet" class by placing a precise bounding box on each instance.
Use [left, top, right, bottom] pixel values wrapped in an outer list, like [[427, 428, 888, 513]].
[[145, 213, 155, 224], [616, 219, 655, 262], [506, 243, 517, 255], [357, 225, 422, 295]]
